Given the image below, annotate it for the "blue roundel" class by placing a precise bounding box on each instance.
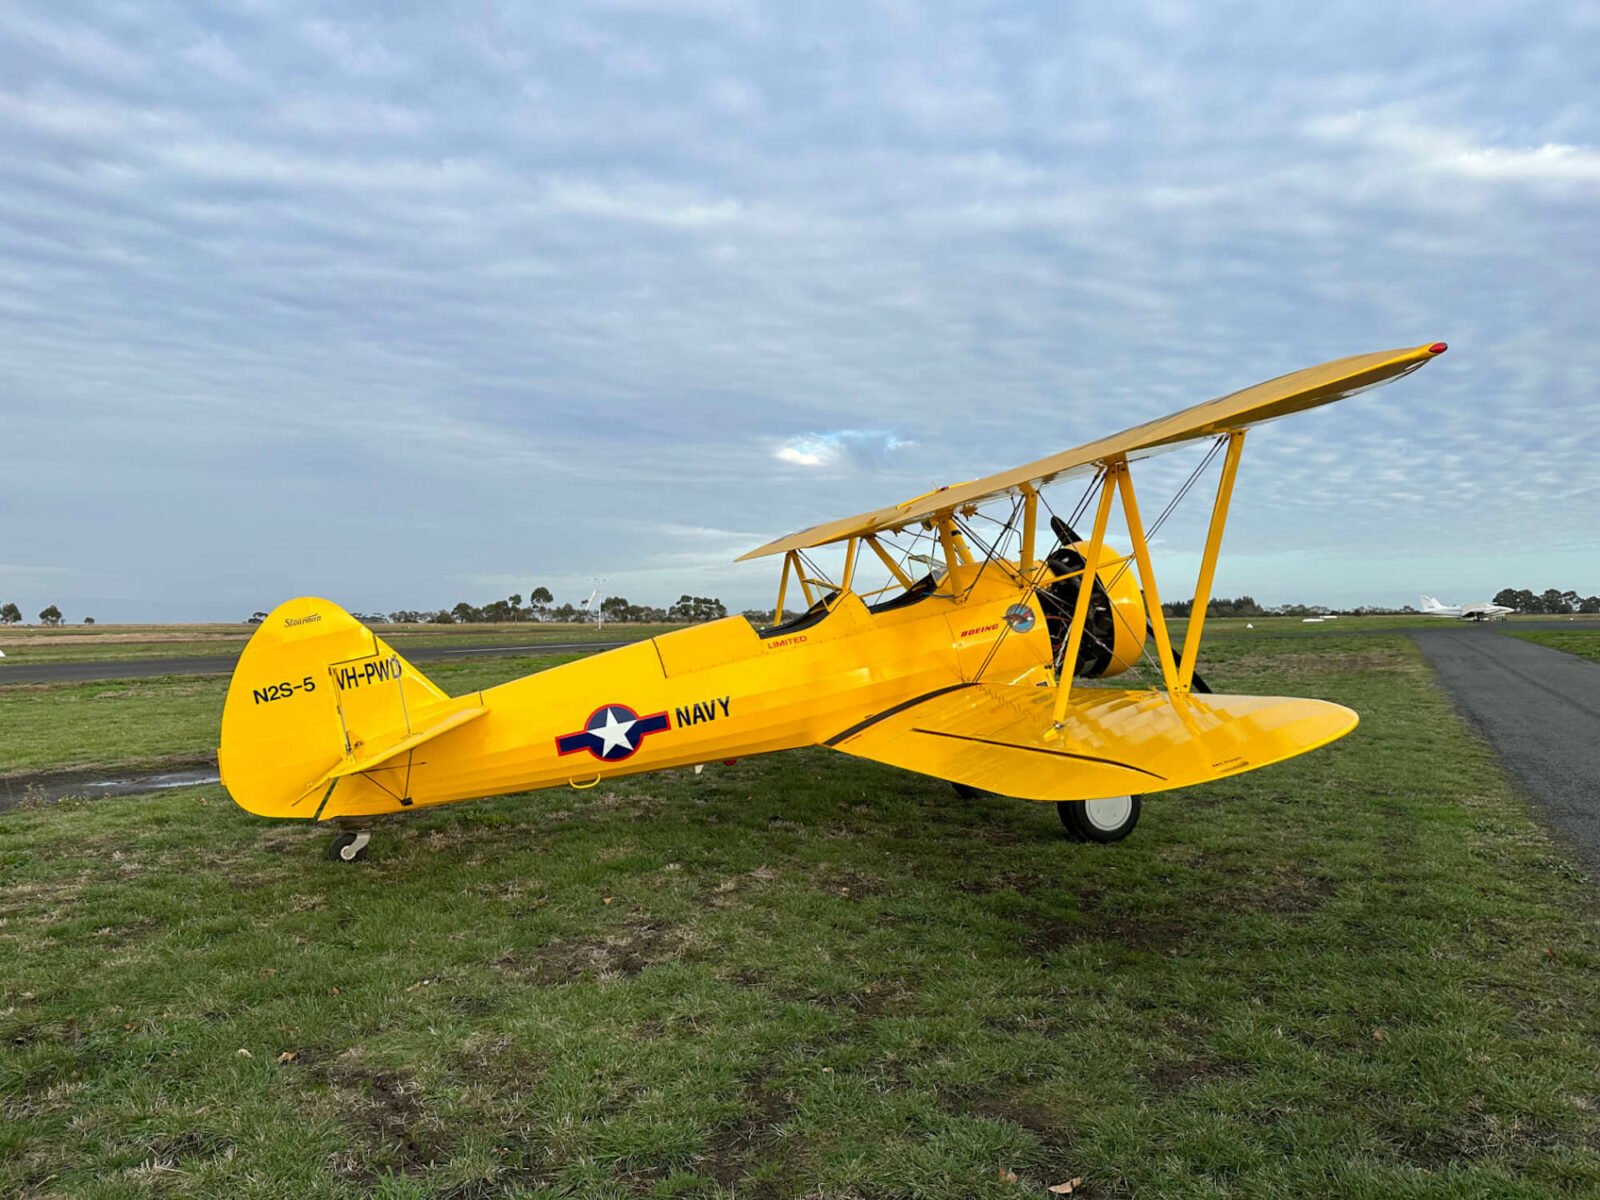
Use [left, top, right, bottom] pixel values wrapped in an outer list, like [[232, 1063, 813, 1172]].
[[1004, 603, 1036, 634], [556, 703, 672, 762]]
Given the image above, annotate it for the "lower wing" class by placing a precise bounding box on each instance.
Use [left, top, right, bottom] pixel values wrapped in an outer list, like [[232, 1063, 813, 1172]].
[[826, 682, 1357, 801]]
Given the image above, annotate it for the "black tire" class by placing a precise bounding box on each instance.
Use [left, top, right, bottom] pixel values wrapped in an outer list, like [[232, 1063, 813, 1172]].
[[325, 831, 369, 863], [950, 781, 992, 800], [1057, 795, 1142, 843]]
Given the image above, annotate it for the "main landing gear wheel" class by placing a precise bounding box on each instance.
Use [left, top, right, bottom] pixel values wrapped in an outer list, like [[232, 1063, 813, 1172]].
[[325, 830, 372, 863], [1058, 796, 1142, 843]]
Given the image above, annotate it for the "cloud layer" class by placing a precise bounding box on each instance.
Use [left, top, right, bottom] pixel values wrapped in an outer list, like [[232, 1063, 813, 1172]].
[[0, 1, 1595, 619]]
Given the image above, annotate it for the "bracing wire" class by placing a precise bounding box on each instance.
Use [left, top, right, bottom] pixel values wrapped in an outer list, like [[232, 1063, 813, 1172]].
[[823, 437, 1229, 691], [1100, 435, 1227, 595], [1028, 438, 1231, 689], [954, 494, 1023, 601]]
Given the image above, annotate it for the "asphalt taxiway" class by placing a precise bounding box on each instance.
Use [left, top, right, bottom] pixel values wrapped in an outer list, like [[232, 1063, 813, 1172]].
[[1411, 626, 1600, 875], [0, 640, 635, 685]]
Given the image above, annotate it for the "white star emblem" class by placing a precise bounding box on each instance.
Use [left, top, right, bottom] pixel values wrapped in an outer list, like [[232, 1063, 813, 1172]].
[[593, 707, 637, 756]]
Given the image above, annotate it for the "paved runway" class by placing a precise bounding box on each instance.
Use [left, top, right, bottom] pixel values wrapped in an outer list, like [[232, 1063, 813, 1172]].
[[1411, 626, 1600, 875], [0, 639, 634, 685]]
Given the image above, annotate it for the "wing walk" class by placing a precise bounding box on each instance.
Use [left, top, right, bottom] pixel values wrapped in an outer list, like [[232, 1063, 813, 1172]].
[[741, 341, 1446, 560]]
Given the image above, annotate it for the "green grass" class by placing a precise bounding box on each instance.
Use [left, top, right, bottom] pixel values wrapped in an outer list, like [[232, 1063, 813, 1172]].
[[0, 675, 228, 776], [1508, 630, 1600, 664], [0, 623, 680, 665], [0, 656, 585, 778], [2, 634, 1599, 1198]]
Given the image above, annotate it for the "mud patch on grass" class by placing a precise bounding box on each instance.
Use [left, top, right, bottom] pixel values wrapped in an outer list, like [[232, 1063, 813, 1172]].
[[85, 916, 158, 946], [318, 1057, 442, 1179], [811, 864, 885, 902], [954, 869, 1050, 896], [708, 862, 781, 906], [1233, 882, 1329, 915], [500, 918, 684, 983], [700, 1072, 792, 1194], [723, 965, 914, 1017], [0, 876, 90, 915], [1, 1012, 88, 1052], [1144, 1055, 1243, 1091], [943, 1090, 1083, 1188], [1022, 905, 1203, 954], [1390, 1103, 1566, 1169], [146, 1128, 237, 1165], [962, 1091, 1071, 1144], [1211, 872, 1334, 917], [0, 760, 219, 811]]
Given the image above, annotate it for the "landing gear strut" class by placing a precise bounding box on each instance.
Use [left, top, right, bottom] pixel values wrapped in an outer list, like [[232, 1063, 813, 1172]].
[[325, 829, 372, 863]]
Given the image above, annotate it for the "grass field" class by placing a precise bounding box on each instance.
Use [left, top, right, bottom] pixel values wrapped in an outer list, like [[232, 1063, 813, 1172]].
[[1509, 630, 1600, 665], [0, 657, 587, 781], [3, 630, 1599, 1198], [0, 624, 687, 665], [7, 615, 1595, 667]]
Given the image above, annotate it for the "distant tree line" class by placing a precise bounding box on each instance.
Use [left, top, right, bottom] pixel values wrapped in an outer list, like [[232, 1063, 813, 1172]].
[[245, 588, 729, 626], [1492, 588, 1600, 614], [0, 603, 93, 625], [1161, 596, 1271, 618], [1156, 588, 1600, 619], [740, 608, 804, 627]]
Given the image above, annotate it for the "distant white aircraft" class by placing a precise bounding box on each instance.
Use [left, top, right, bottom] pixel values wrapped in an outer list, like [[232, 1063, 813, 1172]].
[[1419, 595, 1513, 621]]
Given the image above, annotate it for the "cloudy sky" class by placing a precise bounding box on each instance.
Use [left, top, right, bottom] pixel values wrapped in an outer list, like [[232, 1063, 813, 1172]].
[[2, 0, 1596, 622]]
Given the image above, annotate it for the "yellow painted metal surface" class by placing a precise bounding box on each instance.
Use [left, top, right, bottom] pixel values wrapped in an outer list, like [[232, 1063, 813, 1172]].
[[218, 598, 459, 817], [217, 344, 1445, 827], [220, 575, 1056, 821], [827, 682, 1358, 801], [739, 342, 1446, 561]]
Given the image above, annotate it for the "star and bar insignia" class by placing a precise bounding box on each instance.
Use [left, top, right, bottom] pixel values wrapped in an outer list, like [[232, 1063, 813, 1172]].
[[556, 704, 672, 762]]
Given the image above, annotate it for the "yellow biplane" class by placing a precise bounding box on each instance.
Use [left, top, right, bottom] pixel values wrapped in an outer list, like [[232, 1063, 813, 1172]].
[[220, 342, 1447, 860]]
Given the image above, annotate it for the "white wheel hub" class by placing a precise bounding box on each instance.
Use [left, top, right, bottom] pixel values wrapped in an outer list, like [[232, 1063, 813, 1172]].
[[1082, 796, 1134, 832]]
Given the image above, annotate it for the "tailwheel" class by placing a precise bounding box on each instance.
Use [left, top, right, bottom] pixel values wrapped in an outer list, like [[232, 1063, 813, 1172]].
[[325, 830, 372, 863], [1058, 795, 1142, 843]]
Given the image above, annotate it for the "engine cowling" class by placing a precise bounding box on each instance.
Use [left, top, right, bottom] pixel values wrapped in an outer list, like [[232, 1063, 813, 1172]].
[[1040, 540, 1148, 678]]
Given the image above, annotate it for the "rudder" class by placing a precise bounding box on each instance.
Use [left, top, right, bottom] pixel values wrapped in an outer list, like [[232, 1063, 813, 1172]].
[[218, 598, 452, 818]]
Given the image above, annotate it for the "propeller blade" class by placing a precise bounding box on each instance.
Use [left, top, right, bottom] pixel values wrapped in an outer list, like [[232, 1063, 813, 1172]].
[[1049, 515, 1081, 545]]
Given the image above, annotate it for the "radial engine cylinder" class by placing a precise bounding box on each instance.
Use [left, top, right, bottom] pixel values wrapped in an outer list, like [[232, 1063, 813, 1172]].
[[1040, 541, 1148, 678]]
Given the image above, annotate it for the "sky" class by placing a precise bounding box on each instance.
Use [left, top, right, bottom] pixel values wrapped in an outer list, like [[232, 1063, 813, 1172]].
[[1, 0, 1597, 622]]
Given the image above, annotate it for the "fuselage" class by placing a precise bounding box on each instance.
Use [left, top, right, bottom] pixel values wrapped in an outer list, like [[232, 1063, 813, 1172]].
[[326, 563, 1060, 818]]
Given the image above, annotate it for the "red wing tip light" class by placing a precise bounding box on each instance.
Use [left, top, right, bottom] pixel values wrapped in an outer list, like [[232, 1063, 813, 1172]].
[[1427, 341, 1448, 355]]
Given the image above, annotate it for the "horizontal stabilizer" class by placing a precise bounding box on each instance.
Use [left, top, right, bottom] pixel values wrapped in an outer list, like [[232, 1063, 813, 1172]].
[[324, 705, 489, 782], [827, 682, 1357, 801]]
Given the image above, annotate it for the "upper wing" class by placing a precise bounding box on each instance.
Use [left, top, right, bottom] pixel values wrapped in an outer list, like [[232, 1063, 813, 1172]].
[[740, 341, 1446, 561], [826, 681, 1358, 801]]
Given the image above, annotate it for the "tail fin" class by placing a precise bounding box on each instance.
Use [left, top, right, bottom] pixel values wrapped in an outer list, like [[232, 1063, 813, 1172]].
[[219, 598, 481, 818], [1419, 595, 1443, 610]]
